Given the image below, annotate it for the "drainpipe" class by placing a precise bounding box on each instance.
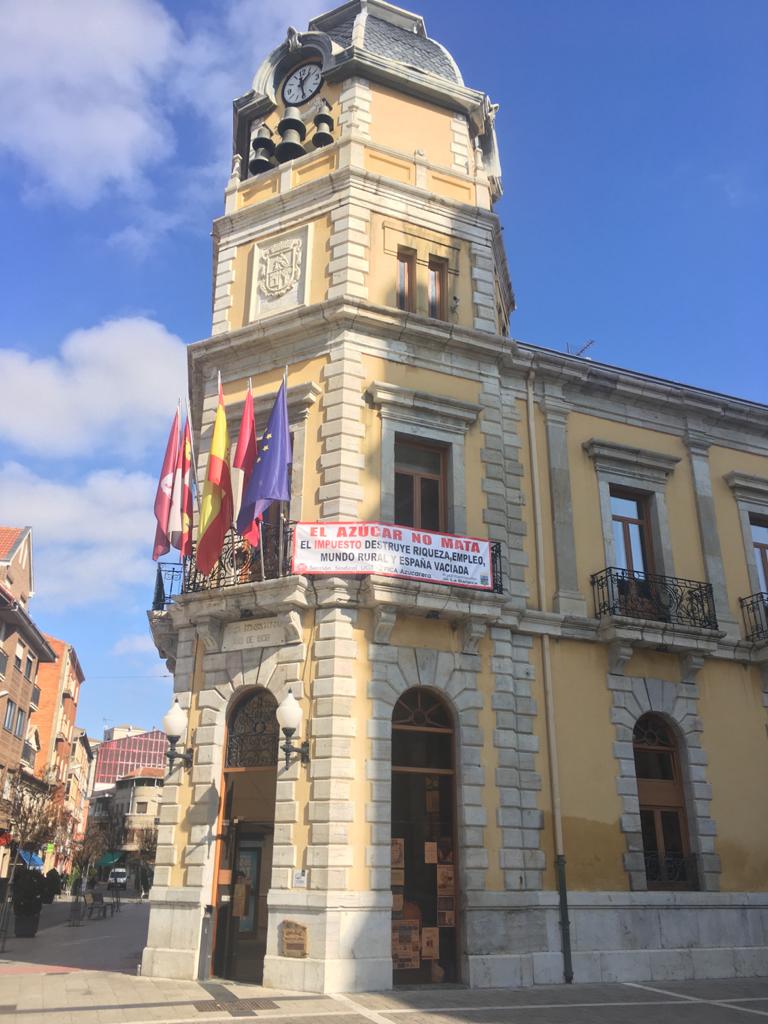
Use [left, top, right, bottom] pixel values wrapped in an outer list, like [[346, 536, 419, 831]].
[[525, 371, 573, 983]]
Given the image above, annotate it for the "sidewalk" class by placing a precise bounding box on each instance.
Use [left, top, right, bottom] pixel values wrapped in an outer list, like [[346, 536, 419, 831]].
[[0, 903, 765, 1024]]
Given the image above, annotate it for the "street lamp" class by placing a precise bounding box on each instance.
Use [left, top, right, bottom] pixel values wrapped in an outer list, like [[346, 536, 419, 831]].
[[162, 699, 193, 771], [276, 690, 309, 770]]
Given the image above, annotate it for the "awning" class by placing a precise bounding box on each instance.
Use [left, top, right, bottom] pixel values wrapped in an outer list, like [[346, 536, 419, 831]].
[[96, 852, 122, 867], [19, 851, 43, 867]]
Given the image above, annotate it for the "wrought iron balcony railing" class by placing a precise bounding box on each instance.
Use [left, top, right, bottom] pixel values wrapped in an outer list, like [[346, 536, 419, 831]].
[[740, 592, 768, 643], [153, 522, 504, 610], [591, 567, 718, 630], [644, 851, 699, 891]]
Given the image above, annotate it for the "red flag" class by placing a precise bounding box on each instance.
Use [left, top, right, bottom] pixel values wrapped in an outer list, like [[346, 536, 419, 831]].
[[169, 417, 194, 557], [233, 387, 260, 546], [153, 409, 180, 561]]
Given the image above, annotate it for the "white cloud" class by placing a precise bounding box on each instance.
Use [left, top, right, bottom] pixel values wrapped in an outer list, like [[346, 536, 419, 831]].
[[0, 0, 178, 206], [0, 317, 187, 458], [112, 634, 157, 656], [0, 462, 157, 608], [0, 0, 325, 210]]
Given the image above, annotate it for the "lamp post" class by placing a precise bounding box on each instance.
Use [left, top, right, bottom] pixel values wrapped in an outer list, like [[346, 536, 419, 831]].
[[276, 690, 309, 770], [162, 700, 193, 771]]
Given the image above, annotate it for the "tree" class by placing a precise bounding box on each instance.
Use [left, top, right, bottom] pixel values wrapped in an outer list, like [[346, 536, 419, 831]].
[[0, 770, 65, 949], [71, 797, 125, 884], [2, 769, 63, 853]]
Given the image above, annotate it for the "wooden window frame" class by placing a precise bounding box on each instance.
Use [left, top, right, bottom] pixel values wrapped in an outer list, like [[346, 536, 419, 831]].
[[750, 514, 768, 592], [394, 437, 447, 533], [634, 714, 695, 892], [427, 257, 447, 320], [610, 486, 654, 574], [396, 249, 415, 313]]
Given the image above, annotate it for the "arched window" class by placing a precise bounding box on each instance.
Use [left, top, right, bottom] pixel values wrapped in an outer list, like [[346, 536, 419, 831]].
[[226, 689, 279, 769], [633, 713, 697, 890], [391, 689, 457, 984]]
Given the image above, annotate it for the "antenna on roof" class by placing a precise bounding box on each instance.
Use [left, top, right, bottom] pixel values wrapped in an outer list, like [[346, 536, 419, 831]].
[[566, 339, 596, 358]]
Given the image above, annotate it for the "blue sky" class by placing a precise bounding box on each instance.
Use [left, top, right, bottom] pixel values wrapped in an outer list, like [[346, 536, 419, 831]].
[[0, 0, 765, 738]]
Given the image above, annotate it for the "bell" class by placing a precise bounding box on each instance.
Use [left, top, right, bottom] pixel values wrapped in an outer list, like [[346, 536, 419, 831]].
[[312, 111, 334, 148], [249, 125, 275, 175], [275, 105, 307, 163]]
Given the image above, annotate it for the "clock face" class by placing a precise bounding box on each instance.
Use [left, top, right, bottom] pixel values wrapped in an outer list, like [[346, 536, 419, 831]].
[[282, 64, 322, 106]]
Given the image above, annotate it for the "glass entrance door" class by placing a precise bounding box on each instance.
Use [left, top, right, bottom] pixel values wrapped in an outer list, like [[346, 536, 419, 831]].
[[216, 826, 272, 983]]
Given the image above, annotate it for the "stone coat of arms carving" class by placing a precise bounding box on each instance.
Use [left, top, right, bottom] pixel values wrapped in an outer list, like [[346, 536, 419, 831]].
[[259, 238, 302, 298]]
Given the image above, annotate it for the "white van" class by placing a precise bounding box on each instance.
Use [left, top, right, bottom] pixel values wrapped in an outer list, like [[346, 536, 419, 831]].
[[108, 867, 128, 890]]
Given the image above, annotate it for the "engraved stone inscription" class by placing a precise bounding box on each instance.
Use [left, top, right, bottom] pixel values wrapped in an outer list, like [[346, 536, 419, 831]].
[[281, 920, 307, 958]]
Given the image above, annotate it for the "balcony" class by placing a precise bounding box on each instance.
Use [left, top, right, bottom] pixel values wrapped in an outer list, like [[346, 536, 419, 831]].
[[29, 685, 41, 710], [153, 522, 293, 610], [153, 522, 504, 610], [592, 567, 718, 630], [20, 743, 36, 769], [591, 567, 722, 679], [740, 592, 768, 643]]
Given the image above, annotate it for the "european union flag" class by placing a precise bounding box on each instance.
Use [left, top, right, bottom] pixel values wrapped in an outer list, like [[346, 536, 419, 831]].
[[236, 380, 292, 533]]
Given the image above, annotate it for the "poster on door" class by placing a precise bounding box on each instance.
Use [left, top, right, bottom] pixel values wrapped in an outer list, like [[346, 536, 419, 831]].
[[292, 523, 494, 590]]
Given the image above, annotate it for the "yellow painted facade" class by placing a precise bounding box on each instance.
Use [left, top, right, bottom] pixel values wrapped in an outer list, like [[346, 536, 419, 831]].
[[145, 0, 768, 993]]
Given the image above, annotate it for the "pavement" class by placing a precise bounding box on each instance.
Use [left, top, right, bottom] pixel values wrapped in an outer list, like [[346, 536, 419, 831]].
[[0, 898, 765, 1024]]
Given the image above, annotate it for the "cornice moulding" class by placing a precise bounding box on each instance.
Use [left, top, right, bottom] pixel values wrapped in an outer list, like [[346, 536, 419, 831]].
[[583, 438, 680, 484], [367, 380, 481, 433], [724, 471, 768, 504]]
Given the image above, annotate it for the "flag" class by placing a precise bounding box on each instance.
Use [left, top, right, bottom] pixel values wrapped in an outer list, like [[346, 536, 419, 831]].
[[196, 380, 234, 576], [236, 379, 291, 535], [232, 385, 259, 545], [152, 408, 180, 561], [169, 417, 194, 557]]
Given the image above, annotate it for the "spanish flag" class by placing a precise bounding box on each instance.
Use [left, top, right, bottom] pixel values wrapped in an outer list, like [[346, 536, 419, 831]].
[[196, 378, 233, 576]]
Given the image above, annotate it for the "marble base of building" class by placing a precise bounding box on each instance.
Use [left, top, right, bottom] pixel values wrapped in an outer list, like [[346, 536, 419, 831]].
[[142, 888, 768, 988], [465, 891, 768, 987]]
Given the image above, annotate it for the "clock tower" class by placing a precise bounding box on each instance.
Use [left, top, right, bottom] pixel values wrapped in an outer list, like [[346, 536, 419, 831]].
[[144, 0, 519, 993]]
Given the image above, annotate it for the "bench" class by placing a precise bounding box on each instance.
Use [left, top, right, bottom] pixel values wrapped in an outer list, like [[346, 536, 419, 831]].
[[83, 892, 115, 919]]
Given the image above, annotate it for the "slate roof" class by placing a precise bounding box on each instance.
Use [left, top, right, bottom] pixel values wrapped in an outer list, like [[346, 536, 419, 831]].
[[320, 8, 461, 84], [364, 15, 459, 82]]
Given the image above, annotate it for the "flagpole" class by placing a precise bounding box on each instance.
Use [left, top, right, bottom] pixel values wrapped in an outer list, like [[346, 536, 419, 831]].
[[249, 376, 267, 583], [278, 368, 288, 578], [185, 394, 202, 520]]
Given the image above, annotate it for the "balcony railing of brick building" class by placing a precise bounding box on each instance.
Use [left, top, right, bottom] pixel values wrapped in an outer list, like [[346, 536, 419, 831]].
[[740, 593, 768, 643], [153, 522, 504, 610], [591, 567, 718, 630]]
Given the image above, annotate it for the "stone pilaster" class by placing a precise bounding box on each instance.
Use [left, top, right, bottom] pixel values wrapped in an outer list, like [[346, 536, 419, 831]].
[[470, 240, 497, 333], [337, 77, 372, 139], [686, 434, 740, 641], [318, 343, 365, 519], [308, 605, 358, 890], [211, 242, 236, 336], [326, 202, 371, 301], [450, 113, 471, 173], [540, 397, 586, 616]]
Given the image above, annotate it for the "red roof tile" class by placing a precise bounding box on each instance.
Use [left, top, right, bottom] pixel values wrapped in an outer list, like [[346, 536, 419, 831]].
[[0, 527, 24, 561]]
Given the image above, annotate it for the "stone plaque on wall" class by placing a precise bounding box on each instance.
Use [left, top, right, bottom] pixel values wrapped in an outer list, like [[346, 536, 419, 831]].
[[281, 920, 307, 958], [222, 617, 287, 651], [250, 225, 312, 321]]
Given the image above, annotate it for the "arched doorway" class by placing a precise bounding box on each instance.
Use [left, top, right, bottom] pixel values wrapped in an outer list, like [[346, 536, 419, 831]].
[[391, 688, 458, 984], [633, 713, 697, 890], [213, 688, 279, 982]]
